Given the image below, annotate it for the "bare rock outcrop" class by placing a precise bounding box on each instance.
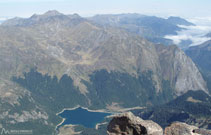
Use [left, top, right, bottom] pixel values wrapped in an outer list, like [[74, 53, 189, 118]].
[[107, 112, 211, 135], [155, 44, 208, 95], [165, 122, 211, 135], [107, 112, 163, 135]]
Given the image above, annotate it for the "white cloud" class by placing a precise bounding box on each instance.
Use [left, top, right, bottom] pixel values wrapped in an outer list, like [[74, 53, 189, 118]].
[[0, 17, 10, 21], [165, 17, 211, 46], [187, 17, 211, 26]]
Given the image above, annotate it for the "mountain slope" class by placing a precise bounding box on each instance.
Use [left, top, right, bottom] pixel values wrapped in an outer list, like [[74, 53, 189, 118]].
[[1, 11, 207, 97], [156, 44, 207, 95], [134, 90, 211, 129], [0, 11, 207, 134]]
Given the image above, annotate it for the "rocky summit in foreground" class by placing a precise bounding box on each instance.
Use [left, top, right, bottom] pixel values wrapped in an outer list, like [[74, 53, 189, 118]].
[[107, 112, 163, 135], [107, 112, 211, 135]]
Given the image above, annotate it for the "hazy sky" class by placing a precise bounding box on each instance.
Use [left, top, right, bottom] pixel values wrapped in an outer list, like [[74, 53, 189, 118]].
[[0, 0, 211, 18]]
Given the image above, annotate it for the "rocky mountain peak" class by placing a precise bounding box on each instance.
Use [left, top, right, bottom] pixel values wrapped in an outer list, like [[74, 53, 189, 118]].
[[68, 13, 81, 19], [107, 112, 163, 135], [29, 10, 65, 20], [43, 10, 63, 16], [167, 16, 195, 26], [155, 44, 208, 95]]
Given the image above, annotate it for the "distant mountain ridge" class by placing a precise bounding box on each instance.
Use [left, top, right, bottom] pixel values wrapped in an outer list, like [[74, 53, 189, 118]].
[[2, 10, 84, 27], [89, 14, 194, 45], [166, 16, 195, 26], [2, 13, 194, 46]]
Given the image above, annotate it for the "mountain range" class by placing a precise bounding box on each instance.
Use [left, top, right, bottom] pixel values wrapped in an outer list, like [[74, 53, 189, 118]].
[[89, 14, 194, 45], [0, 11, 209, 134]]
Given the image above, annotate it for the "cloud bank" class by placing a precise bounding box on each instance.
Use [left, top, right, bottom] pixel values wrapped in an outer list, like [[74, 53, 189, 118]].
[[0, 17, 9, 21], [165, 17, 211, 46]]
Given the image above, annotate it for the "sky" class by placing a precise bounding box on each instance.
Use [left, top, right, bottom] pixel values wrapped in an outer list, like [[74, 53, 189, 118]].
[[0, 0, 211, 18]]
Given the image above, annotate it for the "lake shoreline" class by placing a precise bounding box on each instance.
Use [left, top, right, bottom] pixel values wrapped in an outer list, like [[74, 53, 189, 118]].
[[55, 106, 112, 131], [56, 105, 111, 116], [56, 105, 145, 116], [55, 105, 145, 131]]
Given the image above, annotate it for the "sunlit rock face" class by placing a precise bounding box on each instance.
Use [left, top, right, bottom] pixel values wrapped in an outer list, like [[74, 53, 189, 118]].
[[107, 112, 163, 135]]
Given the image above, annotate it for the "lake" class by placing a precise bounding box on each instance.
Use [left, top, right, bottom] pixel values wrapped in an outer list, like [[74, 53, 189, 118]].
[[57, 107, 111, 129]]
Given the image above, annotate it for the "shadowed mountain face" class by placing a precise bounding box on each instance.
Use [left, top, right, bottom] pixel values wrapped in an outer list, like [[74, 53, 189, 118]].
[[134, 90, 211, 129], [186, 40, 211, 93], [0, 11, 208, 134], [206, 32, 211, 37], [89, 14, 194, 45], [186, 40, 211, 73]]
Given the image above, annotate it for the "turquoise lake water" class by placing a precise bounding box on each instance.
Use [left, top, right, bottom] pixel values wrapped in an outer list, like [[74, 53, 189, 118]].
[[57, 107, 111, 129]]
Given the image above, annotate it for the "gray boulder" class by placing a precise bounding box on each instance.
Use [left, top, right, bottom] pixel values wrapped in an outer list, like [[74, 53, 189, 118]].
[[107, 112, 163, 135]]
